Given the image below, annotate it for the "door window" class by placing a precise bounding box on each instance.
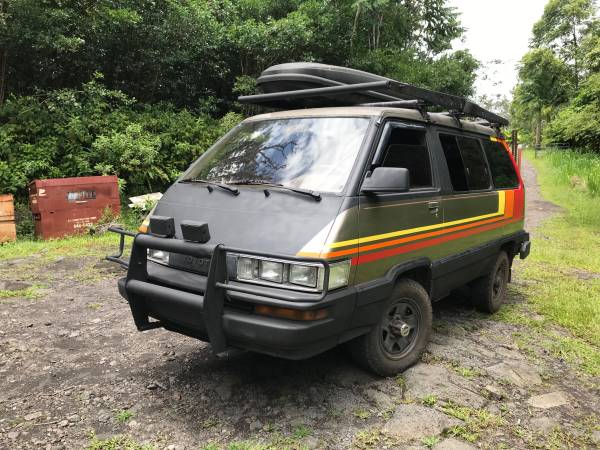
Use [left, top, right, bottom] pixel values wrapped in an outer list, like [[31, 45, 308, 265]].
[[380, 127, 432, 189], [439, 134, 490, 191], [481, 140, 519, 188]]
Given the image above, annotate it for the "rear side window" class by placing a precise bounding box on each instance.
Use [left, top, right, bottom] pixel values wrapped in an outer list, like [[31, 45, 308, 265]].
[[481, 140, 519, 188], [439, 134, 490, 191], [380, 127, 432, 188]]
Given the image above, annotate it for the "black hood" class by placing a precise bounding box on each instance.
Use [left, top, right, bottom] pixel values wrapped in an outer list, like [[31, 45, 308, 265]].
[[154, 182, 345, 256]]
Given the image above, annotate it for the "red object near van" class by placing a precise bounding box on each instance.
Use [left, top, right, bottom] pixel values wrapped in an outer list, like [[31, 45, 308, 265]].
[[28, 176, 120, 240]]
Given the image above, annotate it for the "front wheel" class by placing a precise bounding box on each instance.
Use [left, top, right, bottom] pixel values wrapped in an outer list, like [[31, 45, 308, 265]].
[[348, 279, 432, 376]]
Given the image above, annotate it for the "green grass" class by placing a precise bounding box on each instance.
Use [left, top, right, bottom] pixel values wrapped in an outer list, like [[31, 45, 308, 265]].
[[115, 409, 134, 423], [501, 151, 600, 374], [0, 284, 44, 300], [87, 434, 154, 450], [421, 394, 438, 407], [440, 401, 504, 443], [421, 435, 440, 448], [0, 232, 122, 260]]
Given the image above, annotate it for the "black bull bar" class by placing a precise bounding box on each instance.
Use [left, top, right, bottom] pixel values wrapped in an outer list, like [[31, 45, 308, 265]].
[[106, 226, 331, 353]]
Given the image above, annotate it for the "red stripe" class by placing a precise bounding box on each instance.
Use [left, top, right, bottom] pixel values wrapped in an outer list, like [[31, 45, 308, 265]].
[[352, 218, 520, 265]]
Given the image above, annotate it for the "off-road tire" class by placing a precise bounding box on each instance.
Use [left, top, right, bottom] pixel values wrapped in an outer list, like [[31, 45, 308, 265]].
[[470, 251, 510, 313], [348, 279, 432, 376]]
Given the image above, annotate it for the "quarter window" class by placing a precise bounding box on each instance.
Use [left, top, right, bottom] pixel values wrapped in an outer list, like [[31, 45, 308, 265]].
[[439, 134, 490, 191], [481, 140, 519, 188], [380, 127, 432, 188]]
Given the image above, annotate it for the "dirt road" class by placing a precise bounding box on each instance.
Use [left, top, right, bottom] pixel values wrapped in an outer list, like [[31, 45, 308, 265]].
[[1, 162, 598, 450]]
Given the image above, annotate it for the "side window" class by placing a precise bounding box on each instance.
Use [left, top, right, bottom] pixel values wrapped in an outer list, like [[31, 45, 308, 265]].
[[439, 134, 468, 191], [481, 140, 519, 188], [380, 127, 432, 188], [439, 133, 490, 191], [456, 136, 490, 190]]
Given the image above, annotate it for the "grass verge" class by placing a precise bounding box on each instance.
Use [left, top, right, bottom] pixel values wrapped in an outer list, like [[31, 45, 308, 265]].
[[498, 150, 600, 375]]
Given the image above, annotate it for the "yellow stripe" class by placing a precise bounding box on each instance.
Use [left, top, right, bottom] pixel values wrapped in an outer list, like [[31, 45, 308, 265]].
[[490, 136, 499, 142], [327, 191, 505, 249]]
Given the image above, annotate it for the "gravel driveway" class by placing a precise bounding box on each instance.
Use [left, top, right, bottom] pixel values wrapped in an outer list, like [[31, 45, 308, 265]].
[[1, 161, 598, 450]]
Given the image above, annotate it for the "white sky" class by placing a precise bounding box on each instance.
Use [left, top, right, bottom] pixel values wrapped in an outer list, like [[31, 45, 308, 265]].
[[447, 0, 548, 100]]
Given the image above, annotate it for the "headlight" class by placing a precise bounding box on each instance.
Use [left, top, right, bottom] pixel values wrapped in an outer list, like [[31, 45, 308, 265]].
[[289, 264, 318, 288], [237, 257, 258, 280], [229, 254, 351, 292], [328, 259, 351, 290], [148, 249, 169, 265], [259, 260, 284, 283]]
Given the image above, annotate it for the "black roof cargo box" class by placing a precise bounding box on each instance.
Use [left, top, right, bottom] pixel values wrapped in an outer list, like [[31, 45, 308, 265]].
[[239, 62, 509, 126]]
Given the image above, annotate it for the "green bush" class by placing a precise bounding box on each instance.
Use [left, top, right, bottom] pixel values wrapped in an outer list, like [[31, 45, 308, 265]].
[[541, 149, 600, 197], [0, 77, 242, 201], [546, 73, 600, 152]]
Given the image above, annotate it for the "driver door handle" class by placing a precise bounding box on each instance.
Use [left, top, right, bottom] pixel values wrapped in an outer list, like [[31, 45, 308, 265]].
[[428, 201, 440, 215]]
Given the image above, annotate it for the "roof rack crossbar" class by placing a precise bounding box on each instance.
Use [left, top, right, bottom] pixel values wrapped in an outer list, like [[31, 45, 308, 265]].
[[238, 80, 391, 104], [238, 77, 509, 126], [360, 99, 423, 108]]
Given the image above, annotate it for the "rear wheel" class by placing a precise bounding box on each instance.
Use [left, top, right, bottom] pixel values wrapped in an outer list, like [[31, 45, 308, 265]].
[[348, 279, 432, 376], [470, 251, 510, 313]]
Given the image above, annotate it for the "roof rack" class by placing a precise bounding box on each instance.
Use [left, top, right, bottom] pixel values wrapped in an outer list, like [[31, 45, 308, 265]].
[[238, 65, 509, 127]]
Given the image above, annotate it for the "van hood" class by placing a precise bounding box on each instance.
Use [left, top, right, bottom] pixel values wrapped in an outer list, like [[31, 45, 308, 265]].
[[153, 182, 350, 257]]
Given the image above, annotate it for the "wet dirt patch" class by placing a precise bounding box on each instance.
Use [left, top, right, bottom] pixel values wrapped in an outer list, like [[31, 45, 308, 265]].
[[0, 280, 32, 291]]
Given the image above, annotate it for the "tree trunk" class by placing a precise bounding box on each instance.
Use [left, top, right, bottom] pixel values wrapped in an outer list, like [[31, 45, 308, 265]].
[[0, 0, 7, 104], [0, 48, 7, 105], [534, 113, 542, 158]]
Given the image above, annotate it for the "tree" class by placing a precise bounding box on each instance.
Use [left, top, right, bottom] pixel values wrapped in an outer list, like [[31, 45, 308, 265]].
[[532, 0, 597, 87], [512, 48, 571, 148]]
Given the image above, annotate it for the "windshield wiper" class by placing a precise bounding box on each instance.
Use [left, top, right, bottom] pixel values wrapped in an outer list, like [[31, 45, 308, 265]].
[[229, 179, 321, 201], [179, 178, 239, 196]]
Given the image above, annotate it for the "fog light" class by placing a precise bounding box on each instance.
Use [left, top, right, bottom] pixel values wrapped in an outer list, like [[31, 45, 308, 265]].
[[147, 249, 169, 265]]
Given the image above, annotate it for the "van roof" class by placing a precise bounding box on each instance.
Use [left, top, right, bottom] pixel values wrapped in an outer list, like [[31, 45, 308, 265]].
[[245, 106, 497, 137]]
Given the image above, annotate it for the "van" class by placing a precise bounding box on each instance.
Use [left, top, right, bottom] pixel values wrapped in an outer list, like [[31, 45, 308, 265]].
[[108, 63, 530, 376]]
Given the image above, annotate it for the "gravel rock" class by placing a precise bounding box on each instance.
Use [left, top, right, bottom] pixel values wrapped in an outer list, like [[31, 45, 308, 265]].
[[529, 416, 559, 433], [486, 360, 542, 387], [24, 412, 43, 421], [249, 420, 262, 432], [484, 384, 507, 400], [404, 363, 486, 408], [382, 404, 461, 441], [527, 392, 569, 409], [434, 437, 477, 449]]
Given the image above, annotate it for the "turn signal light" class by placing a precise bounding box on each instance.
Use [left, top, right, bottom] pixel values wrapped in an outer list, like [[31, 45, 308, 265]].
[[254, 305, 328, 321]]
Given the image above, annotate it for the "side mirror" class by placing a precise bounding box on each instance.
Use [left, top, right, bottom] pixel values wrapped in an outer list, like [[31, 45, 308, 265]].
[[361, 167, 410, 193]]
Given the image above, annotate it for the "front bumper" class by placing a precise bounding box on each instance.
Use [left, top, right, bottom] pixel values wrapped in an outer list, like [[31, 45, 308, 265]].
[[108, 227, 355, 359]]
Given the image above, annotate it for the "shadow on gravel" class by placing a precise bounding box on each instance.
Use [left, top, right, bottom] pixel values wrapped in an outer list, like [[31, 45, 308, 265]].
[[121, 287, 512, 434]]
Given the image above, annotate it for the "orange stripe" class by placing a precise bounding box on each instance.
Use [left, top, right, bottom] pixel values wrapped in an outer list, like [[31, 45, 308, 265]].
[[299, 190, 517, 260], [353, 217, 520, 265], [318, 215, 508, 259]]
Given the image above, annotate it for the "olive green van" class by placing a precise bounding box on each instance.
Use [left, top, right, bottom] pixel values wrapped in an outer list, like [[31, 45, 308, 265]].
[[108, 63, 530, 375]]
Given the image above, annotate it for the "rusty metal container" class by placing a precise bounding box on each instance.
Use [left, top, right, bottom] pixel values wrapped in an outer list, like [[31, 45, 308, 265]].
[[28, 176, 120, 240], [0, 194, 17, 243]]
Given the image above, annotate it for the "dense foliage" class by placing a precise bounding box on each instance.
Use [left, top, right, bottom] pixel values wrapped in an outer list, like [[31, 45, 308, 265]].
[[0, 0, 479, 201], [512, 0, 599, 151], [0, 77, 240, 196]]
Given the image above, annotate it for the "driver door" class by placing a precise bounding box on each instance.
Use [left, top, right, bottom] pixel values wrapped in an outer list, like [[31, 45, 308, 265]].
[[355, 121, 443, 284]]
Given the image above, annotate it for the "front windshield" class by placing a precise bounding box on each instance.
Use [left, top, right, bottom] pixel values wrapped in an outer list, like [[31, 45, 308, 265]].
[[181, 117, 371, 194]]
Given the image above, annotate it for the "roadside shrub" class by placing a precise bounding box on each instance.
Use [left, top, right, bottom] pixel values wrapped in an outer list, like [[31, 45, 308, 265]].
[[14, 201, 34, 239], [0, 76, 242, 201], [542, 149, 600, 197]]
